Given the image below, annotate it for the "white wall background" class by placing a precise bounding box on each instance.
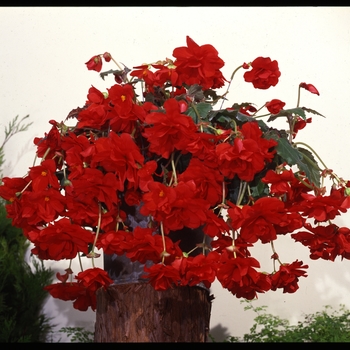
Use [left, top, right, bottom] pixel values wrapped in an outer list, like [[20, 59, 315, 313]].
[[1, 6, 350, 342]]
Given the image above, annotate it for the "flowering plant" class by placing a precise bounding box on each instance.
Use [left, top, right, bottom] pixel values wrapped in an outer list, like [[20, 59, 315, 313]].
[[2, 36, 350, 311]]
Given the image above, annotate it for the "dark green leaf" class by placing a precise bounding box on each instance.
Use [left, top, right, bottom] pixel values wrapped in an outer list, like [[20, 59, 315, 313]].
[[186, 102, 212, 123], [267, 136, 302, 166], [266, 136, 321, 186], [250, 181, 270, 199], [187, 84, 205, 101], [302, 106, 326, 118], [268, 107, 306, 122], [296, 147, 321, 187]]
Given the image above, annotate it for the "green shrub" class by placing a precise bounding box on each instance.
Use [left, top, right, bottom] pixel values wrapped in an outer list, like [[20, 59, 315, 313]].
[[212, 300, 350, 343]]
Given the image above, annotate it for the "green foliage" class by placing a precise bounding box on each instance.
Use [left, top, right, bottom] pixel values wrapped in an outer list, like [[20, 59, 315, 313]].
[[0, 205, 54, 342], [58, 327, 94, 343], [212, 300, 350, 343], [0, 114, 54, 342], [0, 114, 32, 178]]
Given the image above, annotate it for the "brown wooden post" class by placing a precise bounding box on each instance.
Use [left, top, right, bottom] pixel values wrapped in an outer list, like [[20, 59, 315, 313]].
[[94, 282, 212, 342]]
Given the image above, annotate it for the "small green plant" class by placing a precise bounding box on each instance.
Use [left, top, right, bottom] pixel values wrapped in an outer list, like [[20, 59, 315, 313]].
[[212, 300, 350, 342], [0, 114, 32, 178], [0, 115, 54, 342], [58, 327, 94, 343]]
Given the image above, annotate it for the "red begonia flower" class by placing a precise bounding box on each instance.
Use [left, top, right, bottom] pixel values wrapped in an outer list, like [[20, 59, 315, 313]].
[[261, 168, 296, 198], [143, 98, 198, 159], [174, 252, 219, 288], [103, 52, 112, 62], [295, 188, 348, 222], [265, 99, 286, 114], [270, 260, 308, 293], [142, 263, 181, 291], [29, 159, 60, 192], [85, 55, 103, 72], [216, 121, 277, 182], [293, 116, 312, 138], [75, 267, 113, 293], [44, 282, 85, 301], [173, 36, 226, 90], [216, 251, 271, 300], [243, 57, 281, 90], [28, 218, 94, 260], [292, 223, 350, 261], [300, 82, 320, 95]]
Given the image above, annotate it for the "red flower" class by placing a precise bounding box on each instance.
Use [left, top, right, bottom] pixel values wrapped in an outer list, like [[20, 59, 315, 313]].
[[75, 267, 113, 293], [261, 168, 296, 198], [44, 282, 85, 301], [125, 227, 182, 264], [228, 197, 303, 244], [216, 251, 271, 300], [239, 105, 258, 116], [244, 57, 281, 90], [85, 55, 103, 72], [96, 229, 133, 256], [142, 263, 181, 291], [89, 132, 145, 192], [130, 64, 156, 88], [28, 218, 94, 260], [176, 251, 219, 288], [300, 82, 319, 95], [153, 63, 179, 87], [293, 116, 312, 138], [29, 159, 60, 192], [140, 180, 210, 233], [292, 223, 350, 261], [103, 52, 112, 62], [33, 122, 62, 166], [177, 157, 224, 206], [143, 98, 198, 159], [0, 176, 30, 202], [203, 210, 231, 238], [270, 260, 308, 293], [173, 36, 226, 90], [68, 168, 119, 210], [265, 99, 285, 114], [215, 122, 277, 182], [296, 188, 348, 222], [20, 187, 66, 225]]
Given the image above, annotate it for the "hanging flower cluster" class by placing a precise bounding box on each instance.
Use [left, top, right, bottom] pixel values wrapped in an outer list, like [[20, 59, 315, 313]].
[[1, 36, 350, 311]]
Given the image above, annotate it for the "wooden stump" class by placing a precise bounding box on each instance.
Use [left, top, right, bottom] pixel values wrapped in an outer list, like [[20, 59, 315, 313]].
[[94, 282, 213, 342]]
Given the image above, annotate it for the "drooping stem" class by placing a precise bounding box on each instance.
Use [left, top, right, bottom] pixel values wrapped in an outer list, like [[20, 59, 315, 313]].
[[190, 102, 201, 124], [77, 252, 84, 272], [270, 240, 283, 271], [90, 202, 102, 268], [236, 181, 248, 206], [219, 64, 244, 109], [169, 152, 178, 186], [159, 221, 169, 264], [296, 86, 301, 108], [293, 141, 328, 169]]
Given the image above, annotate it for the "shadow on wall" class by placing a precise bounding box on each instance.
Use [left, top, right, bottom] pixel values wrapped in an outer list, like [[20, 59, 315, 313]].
[[208, 323, 231, 342]]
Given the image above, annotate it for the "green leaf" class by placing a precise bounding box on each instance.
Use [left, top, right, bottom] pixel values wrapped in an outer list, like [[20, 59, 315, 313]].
[[268, 136, 302, 166], [268, 107, 306, 122], [186, 102, 212, 123], [250, 181, 270, 199], [265, 136, 321, 186], [296, 146, 321, 187], [302, 106, 326, 118]]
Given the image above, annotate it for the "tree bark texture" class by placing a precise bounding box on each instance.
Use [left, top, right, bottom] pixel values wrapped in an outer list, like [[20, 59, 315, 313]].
[[94, 282, 213, 342]]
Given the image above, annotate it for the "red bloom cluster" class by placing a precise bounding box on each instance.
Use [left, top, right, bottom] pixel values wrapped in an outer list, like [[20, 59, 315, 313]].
[[244, 57, 281, 89], [172, 35, 226, 90], [1, 36, 349, 311]]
